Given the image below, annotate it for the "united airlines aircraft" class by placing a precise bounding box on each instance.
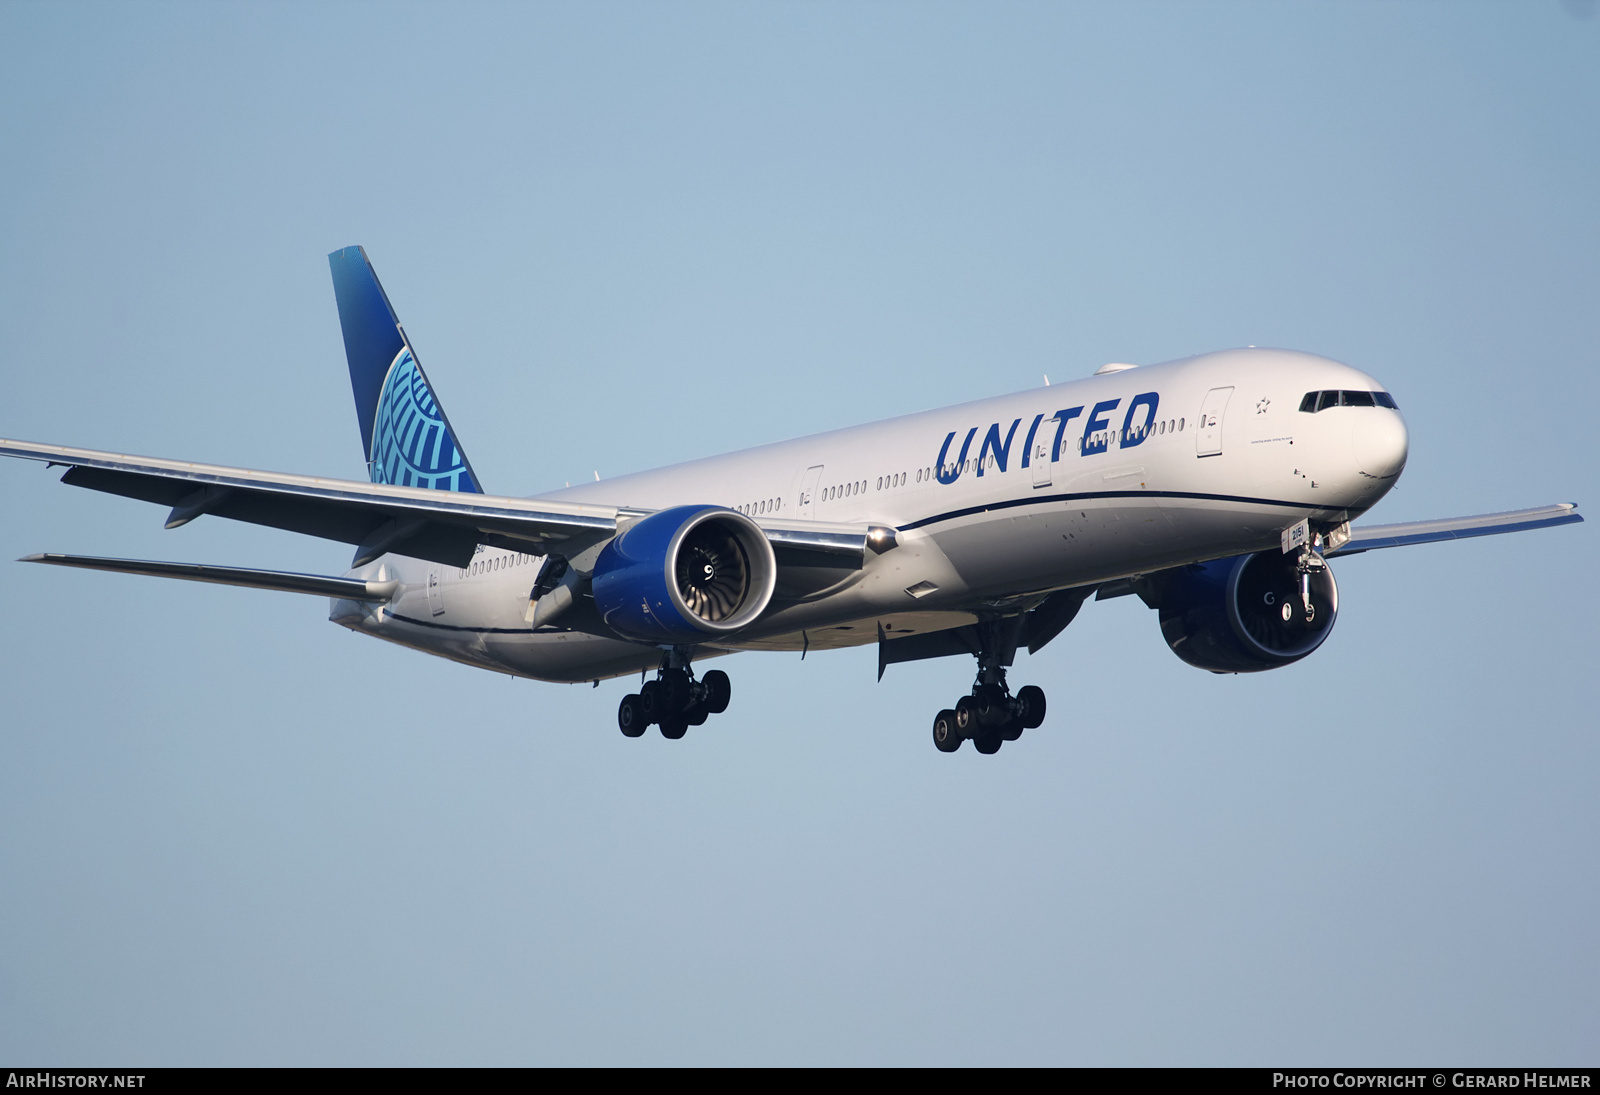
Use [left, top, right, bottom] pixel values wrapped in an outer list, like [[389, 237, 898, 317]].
[[2, 247, 1582, 754]]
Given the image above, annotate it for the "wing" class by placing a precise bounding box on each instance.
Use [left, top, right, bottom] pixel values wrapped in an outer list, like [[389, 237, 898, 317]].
[[1326, 503, 1582, 557], [0, 438, 870, 568]]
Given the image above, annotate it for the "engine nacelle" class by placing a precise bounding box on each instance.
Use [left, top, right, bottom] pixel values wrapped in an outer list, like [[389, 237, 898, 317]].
[[1157, 551, 1338, 673], [591, 505, 777, 644]]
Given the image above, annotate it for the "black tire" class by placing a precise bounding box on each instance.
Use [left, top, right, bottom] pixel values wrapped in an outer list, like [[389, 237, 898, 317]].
[[975, 684, 1009, 728], [702, 669, 731, 714], [1000, 717, 1023, 742], [661, 671, 691, 715], [932, 709, 963, 752], [639, 680, 662, 723], [1016, 684, 1046, 730], [659, 717, 688, 740], [954, 695, 978, 735], [686, 703, 708, 726], [973, 731, 1003, 755], [618, 694, 647, 737]]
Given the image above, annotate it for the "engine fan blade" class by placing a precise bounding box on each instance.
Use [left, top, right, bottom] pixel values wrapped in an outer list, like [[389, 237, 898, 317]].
[[675, 524, 750, 623]]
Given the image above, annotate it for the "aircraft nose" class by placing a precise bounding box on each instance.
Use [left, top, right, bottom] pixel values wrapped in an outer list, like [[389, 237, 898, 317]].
[[1353, 411, 1408, 480]]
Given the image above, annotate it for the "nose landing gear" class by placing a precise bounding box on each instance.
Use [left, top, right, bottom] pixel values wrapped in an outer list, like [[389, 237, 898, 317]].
[[617, 649, 731, 740]]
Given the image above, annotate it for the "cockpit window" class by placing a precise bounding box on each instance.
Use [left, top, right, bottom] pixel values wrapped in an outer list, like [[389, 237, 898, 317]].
[[1299, 389, 1399, 413]]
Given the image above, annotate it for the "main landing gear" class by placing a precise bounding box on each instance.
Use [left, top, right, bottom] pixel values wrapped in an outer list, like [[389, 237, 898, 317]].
[[617, 650, 730, 740], [930, 617, 1046, 755]]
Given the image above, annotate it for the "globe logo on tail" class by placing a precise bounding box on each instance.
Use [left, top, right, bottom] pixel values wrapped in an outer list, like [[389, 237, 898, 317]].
[[369, 349, 477, 491]]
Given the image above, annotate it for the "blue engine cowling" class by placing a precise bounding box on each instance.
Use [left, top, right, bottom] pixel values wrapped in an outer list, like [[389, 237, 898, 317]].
[[591, 505, 778, 644], [1157, 551, 1338, 673]]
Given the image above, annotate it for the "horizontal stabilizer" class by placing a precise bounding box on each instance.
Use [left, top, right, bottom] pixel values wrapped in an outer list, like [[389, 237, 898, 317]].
[[1330, 503, 1582, 556], [21, 553, 399, 600]]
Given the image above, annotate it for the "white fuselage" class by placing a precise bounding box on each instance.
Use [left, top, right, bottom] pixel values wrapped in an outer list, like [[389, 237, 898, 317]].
[[334, 348, 1409, 682]]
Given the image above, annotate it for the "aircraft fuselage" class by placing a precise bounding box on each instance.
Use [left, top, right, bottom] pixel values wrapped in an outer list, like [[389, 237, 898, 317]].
[[343, 347, 1409, 682]]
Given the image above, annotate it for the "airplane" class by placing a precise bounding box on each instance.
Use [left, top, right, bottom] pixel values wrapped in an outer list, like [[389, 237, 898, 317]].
[[1, 246, 1583, 754]]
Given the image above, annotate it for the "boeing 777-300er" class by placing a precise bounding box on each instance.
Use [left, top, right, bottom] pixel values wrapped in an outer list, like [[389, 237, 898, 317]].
[[1, 247, 1584, 753]]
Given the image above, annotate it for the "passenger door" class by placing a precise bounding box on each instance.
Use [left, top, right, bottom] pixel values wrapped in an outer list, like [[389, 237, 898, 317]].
[[1196, 387, 1233, 458], [797, 465, 824, 518], [1033, 417, 1058, 488], [426, 566, 445, 616]]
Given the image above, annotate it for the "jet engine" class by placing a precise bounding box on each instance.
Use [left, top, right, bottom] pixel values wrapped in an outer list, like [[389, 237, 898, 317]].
[[591, 505, 777, 644], [1156, 551, 1338, 673]]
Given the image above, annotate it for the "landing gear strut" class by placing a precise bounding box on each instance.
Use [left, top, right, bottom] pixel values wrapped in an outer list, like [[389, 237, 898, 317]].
[[931, 616, 1046, 755], [617, 648, 731, 740], [1293, 545, 1327, 624]]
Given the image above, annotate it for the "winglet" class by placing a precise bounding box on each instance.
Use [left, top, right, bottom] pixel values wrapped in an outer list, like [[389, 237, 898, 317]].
[[328, 247, 483, 493]]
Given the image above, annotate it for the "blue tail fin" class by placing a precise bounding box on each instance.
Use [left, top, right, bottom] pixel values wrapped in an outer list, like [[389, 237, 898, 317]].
[[328, 246, 483, 493]]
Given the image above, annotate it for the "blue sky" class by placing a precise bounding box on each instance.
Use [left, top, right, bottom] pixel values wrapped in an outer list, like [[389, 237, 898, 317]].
[[1, 1, 1595, 1065]]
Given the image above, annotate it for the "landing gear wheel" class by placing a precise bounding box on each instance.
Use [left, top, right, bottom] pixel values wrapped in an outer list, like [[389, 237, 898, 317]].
[[686, 703, 708, 726], [1000, 718, 1023, 742], [661, 672, 691, 715], [659, 717, 688, 740], [1016, 685, 1046, 730], [618, 694, 647, 738], [701, 669, 731, 714], [953, 696, 978, 736], [974, 684, 1009, 728], [973, 731, 1003, 755], [932, 709, 963, 753], [639, 680, 663, 723]]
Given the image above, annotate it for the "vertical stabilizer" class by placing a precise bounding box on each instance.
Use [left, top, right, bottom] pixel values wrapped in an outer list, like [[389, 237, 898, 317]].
[[328, 246, 483, 493]]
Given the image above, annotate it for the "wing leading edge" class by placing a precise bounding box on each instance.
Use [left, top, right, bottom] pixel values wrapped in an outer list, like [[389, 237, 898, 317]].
[[1326, 503, 1582, 557]]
